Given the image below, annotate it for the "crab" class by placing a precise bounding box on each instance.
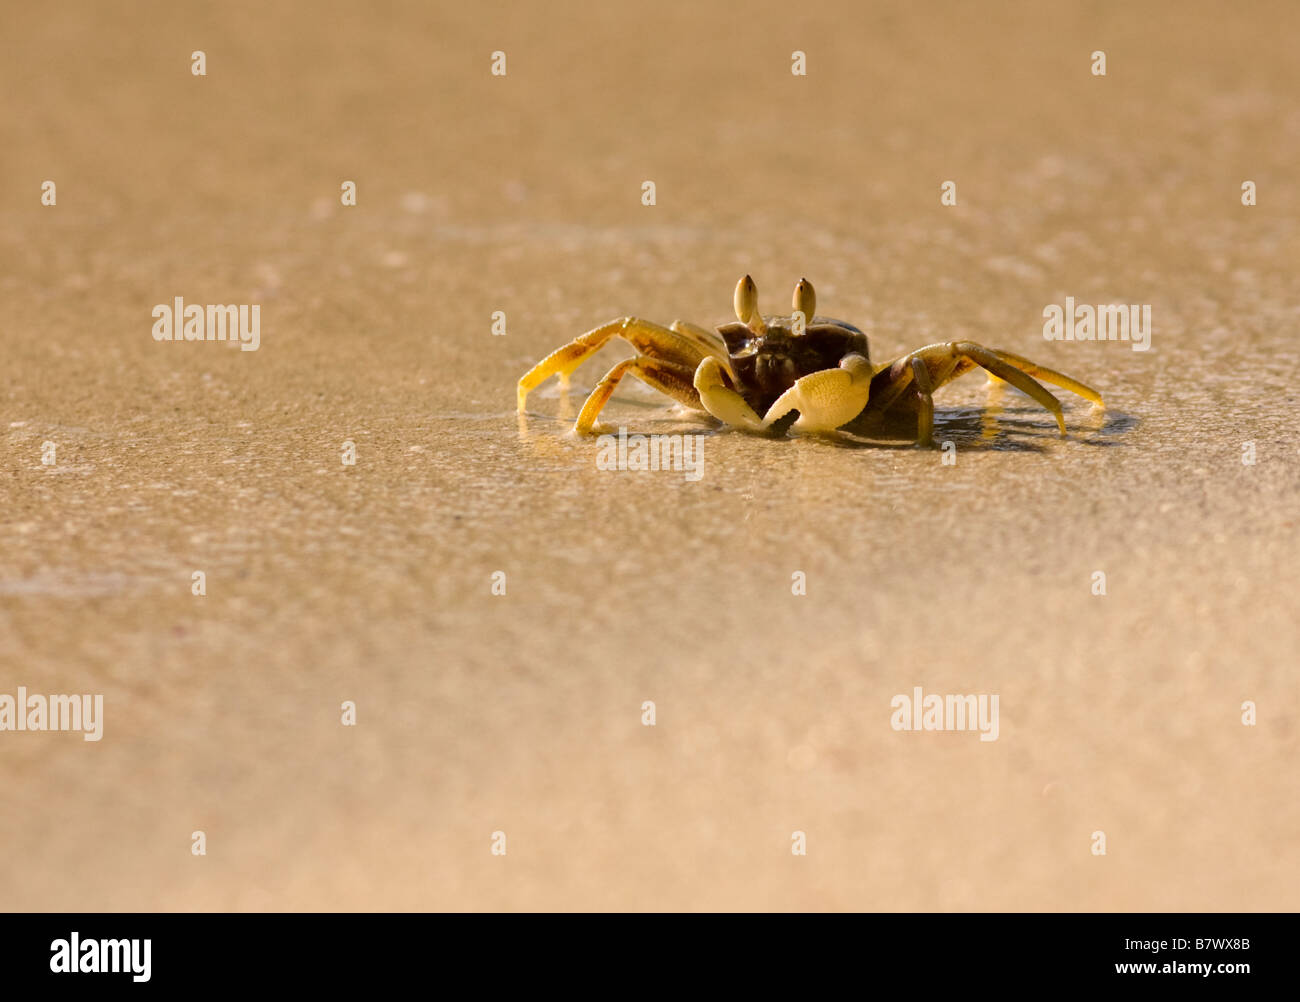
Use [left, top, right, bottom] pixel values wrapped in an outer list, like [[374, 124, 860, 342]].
[[516, 276, 1103, 444]]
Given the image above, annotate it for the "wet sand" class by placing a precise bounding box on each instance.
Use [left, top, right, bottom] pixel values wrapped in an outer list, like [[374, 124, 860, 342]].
[[2, 1, 1297, 910]]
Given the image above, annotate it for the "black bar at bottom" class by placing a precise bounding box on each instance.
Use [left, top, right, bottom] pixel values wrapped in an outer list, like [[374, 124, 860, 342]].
[[0, 913, 1288, 989]]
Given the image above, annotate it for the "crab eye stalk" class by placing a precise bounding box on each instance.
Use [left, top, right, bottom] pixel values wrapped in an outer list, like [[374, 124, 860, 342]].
[[792, 278, 816, 323], [734, 274, 764, 333]]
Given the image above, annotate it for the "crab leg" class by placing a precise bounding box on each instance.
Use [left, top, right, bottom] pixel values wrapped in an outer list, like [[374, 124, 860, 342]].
[[952, 342, 1069, 434], [980, 347, 1104, 406], [669, 320, 732, 365], [911, 356, 936, 446], [871, 341, 1100, 441], [575, 356, 700, 434], [517, 317, 719, 413]]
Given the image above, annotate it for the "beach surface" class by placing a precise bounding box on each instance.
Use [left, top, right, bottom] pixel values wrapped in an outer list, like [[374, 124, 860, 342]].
[[2, 0, 1297, 910]]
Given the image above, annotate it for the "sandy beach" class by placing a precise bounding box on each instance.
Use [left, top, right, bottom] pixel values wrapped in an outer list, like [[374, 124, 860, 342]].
[[2, 0, 1297, 910]]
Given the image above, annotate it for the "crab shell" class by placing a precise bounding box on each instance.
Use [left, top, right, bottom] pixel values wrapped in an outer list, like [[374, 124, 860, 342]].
[[716, 315, 871, 414]]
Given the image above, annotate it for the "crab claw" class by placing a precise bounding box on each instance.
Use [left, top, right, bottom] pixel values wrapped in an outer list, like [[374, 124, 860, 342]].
[[761, 353, 873, 433]]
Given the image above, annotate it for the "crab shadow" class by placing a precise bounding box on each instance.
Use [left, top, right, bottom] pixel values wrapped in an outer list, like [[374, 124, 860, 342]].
[[826, 404, 1138, 452], [518, 387, 1138, 454]]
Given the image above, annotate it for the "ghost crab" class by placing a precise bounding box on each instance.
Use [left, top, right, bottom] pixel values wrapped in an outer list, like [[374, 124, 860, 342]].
[[516, 276, 1103, 444]]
